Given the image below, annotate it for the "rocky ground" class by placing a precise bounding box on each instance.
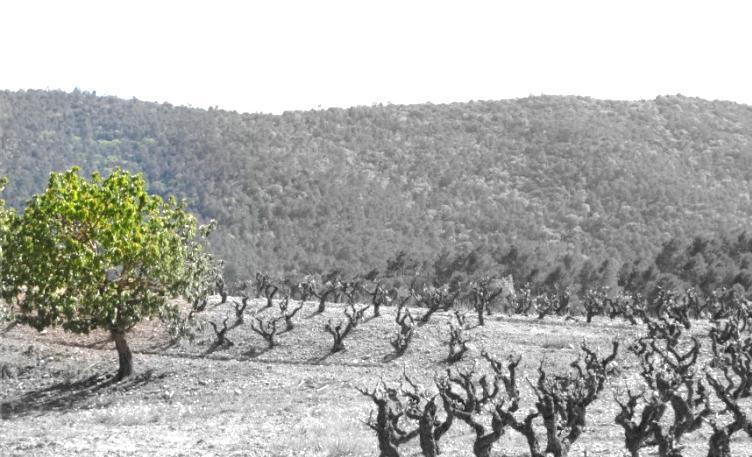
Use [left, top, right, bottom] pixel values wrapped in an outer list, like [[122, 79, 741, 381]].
[[0, 299, 748, 456]]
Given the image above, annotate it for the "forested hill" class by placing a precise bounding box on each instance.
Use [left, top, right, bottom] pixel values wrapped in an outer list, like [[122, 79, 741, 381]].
[[2, 89, 752, 284]]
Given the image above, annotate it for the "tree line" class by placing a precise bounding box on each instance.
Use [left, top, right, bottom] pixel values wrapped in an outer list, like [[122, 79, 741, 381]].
[[3, 89, 752, 286]]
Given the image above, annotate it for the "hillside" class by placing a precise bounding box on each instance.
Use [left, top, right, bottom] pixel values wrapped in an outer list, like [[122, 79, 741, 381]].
[[2, 90, 752, 282]]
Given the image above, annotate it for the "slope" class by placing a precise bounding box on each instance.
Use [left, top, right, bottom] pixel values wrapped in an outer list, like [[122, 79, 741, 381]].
[[1, 90, 752, 280]]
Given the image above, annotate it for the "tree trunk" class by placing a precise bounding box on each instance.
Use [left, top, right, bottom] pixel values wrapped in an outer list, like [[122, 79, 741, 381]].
[[473, 432, 501, 457], [418, 429, 439, 457], [112, 330, 133, 380], [318, 296, 326, 313], [707, 428, 731, 457], [541, 397, 568, 457], [376, 435, 400, 457], [417, 417, 440, 457], [317, 290, 333, 313], [506, 413, 544, 457], [624, 435, 642, 457], [525, 434, 545, 457]]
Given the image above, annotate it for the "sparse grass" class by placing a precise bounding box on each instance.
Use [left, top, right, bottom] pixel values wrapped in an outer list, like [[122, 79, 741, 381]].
[[540, 334, 574, 351], [277, 415, 372, 457], [92, 403, 163, 426]]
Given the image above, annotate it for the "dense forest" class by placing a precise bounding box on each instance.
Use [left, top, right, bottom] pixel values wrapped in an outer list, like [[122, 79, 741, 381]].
[[2, 89, 752, 296]]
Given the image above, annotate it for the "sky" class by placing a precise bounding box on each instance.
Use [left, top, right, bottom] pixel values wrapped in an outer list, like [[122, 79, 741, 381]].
[[1, 0, 751, 114]]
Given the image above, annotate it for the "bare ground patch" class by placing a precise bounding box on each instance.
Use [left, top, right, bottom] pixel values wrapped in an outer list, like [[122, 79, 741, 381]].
[[0, 299, 742, 456]]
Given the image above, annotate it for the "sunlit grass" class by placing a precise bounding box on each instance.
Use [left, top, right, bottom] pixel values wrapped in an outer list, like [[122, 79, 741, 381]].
[[270, 414, 372, 457]]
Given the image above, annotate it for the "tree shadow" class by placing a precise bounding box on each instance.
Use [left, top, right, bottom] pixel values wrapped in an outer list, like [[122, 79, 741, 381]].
[[51, 337, 113, 350], [203, 340, 234, 355], [307, 351, 337, 364], [242, 345, 273, 359], [305, 309, 325, 319], [1, 370, 166, 419], [146, 340, 179, 352], [1, 320, 20, 334], [416, 317, 433, 327], [381, 351, 405, 363]]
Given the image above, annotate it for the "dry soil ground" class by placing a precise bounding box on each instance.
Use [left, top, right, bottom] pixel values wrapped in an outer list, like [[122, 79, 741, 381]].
[[0, 298, 750, 457]]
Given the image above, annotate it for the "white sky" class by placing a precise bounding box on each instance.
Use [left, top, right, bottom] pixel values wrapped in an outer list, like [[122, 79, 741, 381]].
[[1, 0, 751, 114]]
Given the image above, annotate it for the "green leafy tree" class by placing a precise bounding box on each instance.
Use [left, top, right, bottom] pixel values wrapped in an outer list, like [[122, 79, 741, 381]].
[[0, 177, 12, 255], [1, 168, 219, 379], [0, 177, 14, 319]]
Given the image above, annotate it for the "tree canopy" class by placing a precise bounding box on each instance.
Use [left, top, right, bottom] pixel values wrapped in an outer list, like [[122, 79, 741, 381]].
[[0, 168, 219, 378], [0, 176, 11, 259]]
